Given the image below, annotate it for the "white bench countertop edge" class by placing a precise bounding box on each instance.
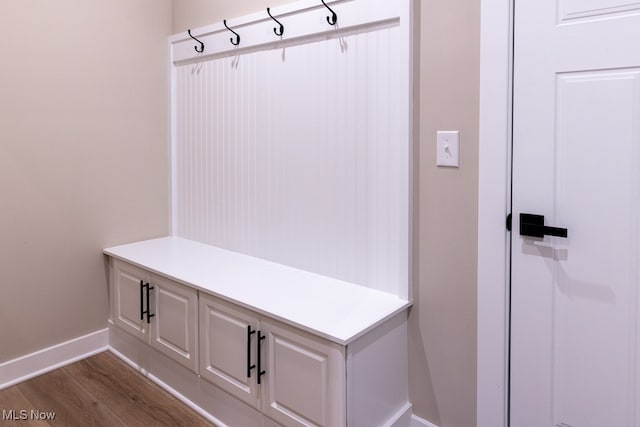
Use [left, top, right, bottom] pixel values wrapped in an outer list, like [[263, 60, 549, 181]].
[[104, 237, 411, 345]]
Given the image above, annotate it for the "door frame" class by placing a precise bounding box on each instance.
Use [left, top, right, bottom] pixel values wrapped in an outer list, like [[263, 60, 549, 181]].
[[477, 0, 513, 426]]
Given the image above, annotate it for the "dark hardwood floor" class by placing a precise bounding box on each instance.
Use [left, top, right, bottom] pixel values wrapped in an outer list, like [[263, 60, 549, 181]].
[[0, 351, 215, 427]]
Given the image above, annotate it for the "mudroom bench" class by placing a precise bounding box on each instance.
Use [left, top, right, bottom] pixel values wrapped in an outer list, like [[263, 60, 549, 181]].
[[104, 237, 412, 427]]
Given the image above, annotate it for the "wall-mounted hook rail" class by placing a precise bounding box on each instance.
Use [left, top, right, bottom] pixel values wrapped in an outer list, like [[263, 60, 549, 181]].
[[267, 8, 284, 37], [224, 19, 241, 46], [187, 29, 205, 53], [321, 0, 337, 26]]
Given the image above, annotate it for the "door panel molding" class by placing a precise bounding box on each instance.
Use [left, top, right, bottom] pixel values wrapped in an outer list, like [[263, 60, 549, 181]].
[[559, 0, 640, 23], [550, 68, 640, 427]]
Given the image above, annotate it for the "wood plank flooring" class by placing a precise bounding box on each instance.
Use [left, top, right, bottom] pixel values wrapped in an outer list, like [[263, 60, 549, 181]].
[[0, 351, 216, 427]]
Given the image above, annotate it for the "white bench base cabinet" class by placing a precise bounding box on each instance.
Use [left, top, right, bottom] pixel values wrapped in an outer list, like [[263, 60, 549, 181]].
[[108, 314, 409, 427], [111, 260, 199, 373], [198, 295, 346, 426], [105, 238, 411, 427]]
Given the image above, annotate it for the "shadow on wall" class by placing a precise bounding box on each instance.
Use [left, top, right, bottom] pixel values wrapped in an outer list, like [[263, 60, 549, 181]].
[[409, 306, 441, 425], [408, 1, 440, 422]]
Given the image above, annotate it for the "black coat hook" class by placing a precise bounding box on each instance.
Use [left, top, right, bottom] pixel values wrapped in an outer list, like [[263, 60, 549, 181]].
[[321, 0, 337, 26], [187, 29, 205, 53], [267, 8, 284, 37], [224, 20, 240, 46]]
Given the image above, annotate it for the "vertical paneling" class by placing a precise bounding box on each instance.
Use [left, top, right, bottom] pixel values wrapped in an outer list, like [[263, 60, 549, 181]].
[[174, 24, 407, 297]]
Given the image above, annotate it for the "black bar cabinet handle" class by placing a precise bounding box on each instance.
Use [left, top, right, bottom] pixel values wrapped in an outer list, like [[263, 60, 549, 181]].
[[257, 331, 266, 384], [247, 326, 256, 378], [145, 283, 155, 324], [140, 280, 145, 320]]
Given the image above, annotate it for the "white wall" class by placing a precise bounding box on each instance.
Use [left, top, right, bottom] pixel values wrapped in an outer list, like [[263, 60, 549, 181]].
[[172, 11, 409, 298]]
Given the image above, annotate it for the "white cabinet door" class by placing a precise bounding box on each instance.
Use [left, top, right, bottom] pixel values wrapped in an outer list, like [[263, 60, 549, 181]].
[[199, 294, 260, 409], [112, 260, 149, 341], [149, 274, 198, 373], [260, 320, 345, 427]]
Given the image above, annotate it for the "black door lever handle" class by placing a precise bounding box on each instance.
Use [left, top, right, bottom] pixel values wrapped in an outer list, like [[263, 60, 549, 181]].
[[520, 213, 568, 238]]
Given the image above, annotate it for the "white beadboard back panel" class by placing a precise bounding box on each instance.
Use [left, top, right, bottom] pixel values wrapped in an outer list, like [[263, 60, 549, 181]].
[[171, 0, 411, 299]]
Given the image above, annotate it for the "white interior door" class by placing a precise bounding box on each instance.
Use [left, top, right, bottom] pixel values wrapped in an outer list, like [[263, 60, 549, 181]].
[[511, 1, 640, 426]]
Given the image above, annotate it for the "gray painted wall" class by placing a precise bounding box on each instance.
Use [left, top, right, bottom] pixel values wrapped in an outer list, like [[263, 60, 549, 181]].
[[0, 0, 171, 362], [0, 1, 479, 426]]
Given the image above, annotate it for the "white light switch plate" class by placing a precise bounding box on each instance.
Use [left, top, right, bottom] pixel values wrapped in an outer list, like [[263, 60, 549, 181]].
[[436, 131, 460, 167]]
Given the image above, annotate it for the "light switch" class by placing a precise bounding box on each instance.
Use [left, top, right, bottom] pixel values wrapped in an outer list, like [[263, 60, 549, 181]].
[[436, 131, 459, 168]]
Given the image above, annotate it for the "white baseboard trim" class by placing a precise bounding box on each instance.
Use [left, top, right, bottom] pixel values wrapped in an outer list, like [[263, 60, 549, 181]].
[[0, 326, 423, 427], [0, 329, 109, 390], [386, 402, 413, 427], [412, 414, 439, 427], [108, 346, 227, 427]]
